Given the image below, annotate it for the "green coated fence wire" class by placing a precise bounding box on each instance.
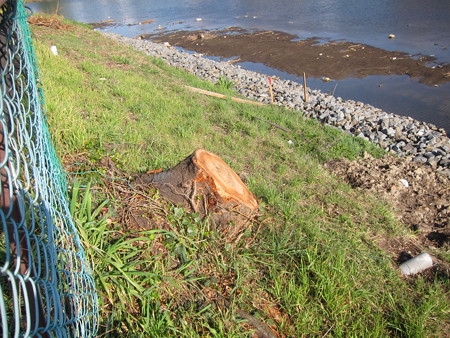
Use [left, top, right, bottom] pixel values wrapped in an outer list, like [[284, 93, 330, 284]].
[[0, 1, 98, 336]]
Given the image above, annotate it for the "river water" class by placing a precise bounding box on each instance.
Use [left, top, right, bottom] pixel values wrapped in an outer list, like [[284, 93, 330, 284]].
[[29, 0, 450, 133]]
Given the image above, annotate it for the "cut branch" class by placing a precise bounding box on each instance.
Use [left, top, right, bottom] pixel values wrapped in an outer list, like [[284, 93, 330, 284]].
[[185, 85, 265, 106], [253, 115, 291, 133]]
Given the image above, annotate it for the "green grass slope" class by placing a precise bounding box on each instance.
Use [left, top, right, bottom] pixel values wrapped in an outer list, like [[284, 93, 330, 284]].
[[31, 18, 448, 337]]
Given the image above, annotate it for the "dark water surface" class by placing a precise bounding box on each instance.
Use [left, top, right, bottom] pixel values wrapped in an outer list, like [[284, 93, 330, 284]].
[[30, 0, 450, 133]]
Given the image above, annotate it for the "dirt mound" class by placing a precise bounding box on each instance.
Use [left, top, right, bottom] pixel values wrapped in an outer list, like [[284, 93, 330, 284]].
[[148, 28, 450, 86], [325, 153, 449, 267]]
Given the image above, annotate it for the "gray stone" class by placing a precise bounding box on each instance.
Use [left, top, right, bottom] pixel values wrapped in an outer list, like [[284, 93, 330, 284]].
[[413, 156, 428, 163], [383, 127, 396, 137], [396, 141, 406, 149], [403, 143, 414, 152], [440, 144, 450, 153], [437, 169, 450, 177], [417, 129, 426, 137], [439, 158, 450, 167], [319, 113, 329, 121], [428, 156, 440, 168]]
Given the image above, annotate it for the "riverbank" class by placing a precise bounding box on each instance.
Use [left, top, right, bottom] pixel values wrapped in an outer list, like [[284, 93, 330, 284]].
[[104, 32, 450, 174], [30, 17, 449, 336]]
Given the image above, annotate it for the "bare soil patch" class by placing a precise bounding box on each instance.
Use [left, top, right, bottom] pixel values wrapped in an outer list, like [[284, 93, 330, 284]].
[[325, 153, 449, 274], [146, 27, 450, 86]]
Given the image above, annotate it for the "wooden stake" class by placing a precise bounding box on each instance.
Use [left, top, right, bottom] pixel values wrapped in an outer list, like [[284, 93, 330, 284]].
[[268, 77, 274, 104], [303, 72, 308, 103]]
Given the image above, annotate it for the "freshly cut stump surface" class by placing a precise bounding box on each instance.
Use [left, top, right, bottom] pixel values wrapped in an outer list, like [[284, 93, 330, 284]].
[[135, 149, 258, 236], [194, 150, 257, 210]]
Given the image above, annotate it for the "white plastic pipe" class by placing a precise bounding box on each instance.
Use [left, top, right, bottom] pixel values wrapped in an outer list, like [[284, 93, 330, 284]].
[[50, 46, 58, 55], [399, 252, 433, 275]]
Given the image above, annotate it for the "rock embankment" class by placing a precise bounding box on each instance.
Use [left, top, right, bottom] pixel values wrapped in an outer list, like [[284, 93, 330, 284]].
[[103, 33, 450, 174]]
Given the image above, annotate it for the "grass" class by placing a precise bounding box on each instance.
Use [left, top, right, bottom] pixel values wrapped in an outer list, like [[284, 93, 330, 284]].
[[31, 16, 449, 337]]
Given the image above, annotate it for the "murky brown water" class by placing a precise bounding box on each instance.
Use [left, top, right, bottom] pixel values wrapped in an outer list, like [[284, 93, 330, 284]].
[[29, 0, 450, 133]]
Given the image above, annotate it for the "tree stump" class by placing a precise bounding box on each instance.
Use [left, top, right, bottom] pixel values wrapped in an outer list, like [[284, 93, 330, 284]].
[[134, 149, 258, 235]]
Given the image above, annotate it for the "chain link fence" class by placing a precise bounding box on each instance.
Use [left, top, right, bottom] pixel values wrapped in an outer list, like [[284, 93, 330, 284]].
[[0, 1, 98, 336]]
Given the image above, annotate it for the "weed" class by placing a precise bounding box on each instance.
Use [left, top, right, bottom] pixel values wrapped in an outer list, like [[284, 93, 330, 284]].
[[216, 76, 234, 90], [111, 55, 131, 65]]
